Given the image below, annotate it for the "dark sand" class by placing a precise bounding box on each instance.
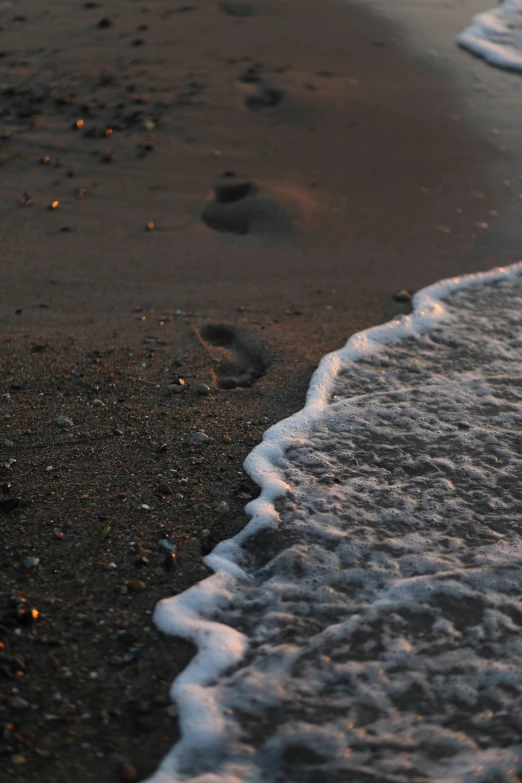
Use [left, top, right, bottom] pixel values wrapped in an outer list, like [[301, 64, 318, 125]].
[[0, 0, 521, 781]]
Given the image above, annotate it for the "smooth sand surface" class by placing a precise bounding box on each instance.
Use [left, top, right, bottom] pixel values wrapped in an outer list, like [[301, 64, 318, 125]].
[[0, 0, 520, 341]]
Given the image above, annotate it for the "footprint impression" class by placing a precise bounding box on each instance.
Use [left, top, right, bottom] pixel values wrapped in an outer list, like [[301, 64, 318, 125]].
[[197, 323, 270, 389], [201, 172, 320, 235], [201, 172, 259, 234], [238, 64, 285, 111]]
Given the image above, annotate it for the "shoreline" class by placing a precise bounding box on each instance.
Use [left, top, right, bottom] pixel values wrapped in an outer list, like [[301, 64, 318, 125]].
[[0, 0, 521, 781]]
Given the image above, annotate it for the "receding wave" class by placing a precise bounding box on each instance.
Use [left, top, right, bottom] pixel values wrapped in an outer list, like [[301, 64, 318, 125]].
[[148, 261, 522, 783], [458, 1, 522, 71]]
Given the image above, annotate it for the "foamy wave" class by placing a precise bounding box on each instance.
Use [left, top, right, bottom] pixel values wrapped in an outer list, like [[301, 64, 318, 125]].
[[147, 261, 522, 783], [457, 1, 522, 71]]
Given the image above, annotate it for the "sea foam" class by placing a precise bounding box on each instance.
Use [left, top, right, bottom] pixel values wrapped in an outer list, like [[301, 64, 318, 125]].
[[458, 0, 522, 71], [148, 261, 522, 783]]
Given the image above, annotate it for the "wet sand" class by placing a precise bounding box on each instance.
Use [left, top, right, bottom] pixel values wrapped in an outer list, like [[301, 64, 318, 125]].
[[0, 0, 521, 781]]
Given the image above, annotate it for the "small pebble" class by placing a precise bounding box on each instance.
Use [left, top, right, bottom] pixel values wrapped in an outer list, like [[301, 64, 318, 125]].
[[393, 289, 412, 302], [215, 500, 230, 514], [24, 556, 40, 568], [258, 416, 269, 425], [156, 483, 172, 495], [188, 431, 208, 445], [20, 192, 32, 206], [93, 398, 104, 406], [56, 415, 73, 428], [222, 434, 232, 444], [197, 383, 210, 395], [2, 439, 14, 447], [126, 579, 146, 593], [165, 704, 178, 718]]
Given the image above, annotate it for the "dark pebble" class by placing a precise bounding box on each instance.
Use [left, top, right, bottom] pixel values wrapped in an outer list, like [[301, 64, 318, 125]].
[[0, 498, 20, 514], [156, 483, 172, 495], [97, 17, 113, 28]]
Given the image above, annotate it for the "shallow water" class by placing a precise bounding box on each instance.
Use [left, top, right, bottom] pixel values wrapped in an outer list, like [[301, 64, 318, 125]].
[[148, 262, 522, 783]]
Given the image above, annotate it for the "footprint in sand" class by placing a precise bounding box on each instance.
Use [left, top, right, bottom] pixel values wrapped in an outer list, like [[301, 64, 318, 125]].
[[201, 172, 320, 235], [197, 324, 270, 389], [236, 65, 285, 111], [201, 173, 258, 234], [244, 85, 284, 110]]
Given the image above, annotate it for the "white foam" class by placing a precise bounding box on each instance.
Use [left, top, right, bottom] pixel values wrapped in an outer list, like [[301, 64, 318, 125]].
[[457, 1, 522, 71], [146, 260, 522, 783]]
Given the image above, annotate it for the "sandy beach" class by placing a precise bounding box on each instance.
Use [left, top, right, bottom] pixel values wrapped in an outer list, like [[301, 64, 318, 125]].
[[1, 0, 521, 780]]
